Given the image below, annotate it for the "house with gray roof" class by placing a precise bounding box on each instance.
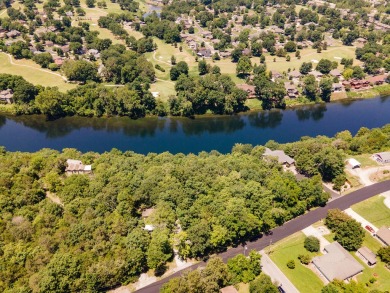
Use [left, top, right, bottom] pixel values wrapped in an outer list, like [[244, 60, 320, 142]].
[[376, 226, 390, 246], [357, 247, 376, 266], [312, 242, 363, 282], [263, 148, 295, 166]]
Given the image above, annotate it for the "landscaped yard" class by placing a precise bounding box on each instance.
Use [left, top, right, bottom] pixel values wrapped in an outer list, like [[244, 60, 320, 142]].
[[0, 53, 76, 92], [269, 232, 324, 293], [352, 195, 390, 228]]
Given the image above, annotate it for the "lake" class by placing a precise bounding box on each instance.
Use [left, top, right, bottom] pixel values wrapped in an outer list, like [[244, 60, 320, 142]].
[[0, 97, 389, 154]]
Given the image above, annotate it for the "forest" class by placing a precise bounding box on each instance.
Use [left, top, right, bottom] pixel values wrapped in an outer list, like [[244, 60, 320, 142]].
[[0, 124, 389, 292]]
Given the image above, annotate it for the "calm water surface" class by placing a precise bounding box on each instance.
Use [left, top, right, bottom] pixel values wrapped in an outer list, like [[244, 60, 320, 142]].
[[0, 97, 389, 154]]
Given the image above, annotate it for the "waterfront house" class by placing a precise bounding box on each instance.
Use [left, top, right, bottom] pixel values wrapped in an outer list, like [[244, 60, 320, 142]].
[[65, 159, 92, 175]]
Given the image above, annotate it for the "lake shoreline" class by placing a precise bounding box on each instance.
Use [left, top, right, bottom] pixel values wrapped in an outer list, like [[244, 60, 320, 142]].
[[0, 84, 389, 119]]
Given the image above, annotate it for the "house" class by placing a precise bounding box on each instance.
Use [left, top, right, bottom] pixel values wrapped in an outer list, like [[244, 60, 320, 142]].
[[330, 69, 342, 78], [367, 75, 386, 85], [61, 45, 70, 53], [263, 148, 295, 166], [6, 30, 20, 38], [312, 242, 364, 282], [197, 48, 211, 58], [0, 89, 13, 104], [219, 51, 232, 58], [237, 84, 256, 98], [284, 82, 299, 98], [310, 70, 323, 80], [376, 226, 390, 246], [332, 83, 343, 92], [347, 158, 361, 169], [45, 40, 54, 47], [65, 11, 73, 17], [142, 208, 155, 218], [242, 48, 251, 56], [357, 247, 376, 266], [288, 70, 301, 80], [271, 70, 282, 81], [87, 49, 100, 59], [144, 224, 155, 232], [65, 159, 92, 175], [355, 37, 367, 45], [201, 31, 213, 39], [220, 286, 239, 293], [54, 58, 64, 66], [373, 152, 390, 164]]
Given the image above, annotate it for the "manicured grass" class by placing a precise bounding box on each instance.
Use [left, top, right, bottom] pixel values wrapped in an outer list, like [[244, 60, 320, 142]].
[[149, 80, 175, 101], [269, 232, 324, 293], [237, 282, 249, 293], [0, 53, 76, 92], [245, 99, 263, 110], [352, 196, 390, 228], [264, 46, 359, 73], [351, 154, 379, 168]]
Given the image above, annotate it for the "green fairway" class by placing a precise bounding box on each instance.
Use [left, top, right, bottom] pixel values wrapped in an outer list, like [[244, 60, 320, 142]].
[[352, 196, 390, 228], [269, 232, 324, 293], [0, 53, 76, 92]]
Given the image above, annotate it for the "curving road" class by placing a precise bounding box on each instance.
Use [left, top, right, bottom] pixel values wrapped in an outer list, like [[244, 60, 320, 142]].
[[137, 180, 390, 293]]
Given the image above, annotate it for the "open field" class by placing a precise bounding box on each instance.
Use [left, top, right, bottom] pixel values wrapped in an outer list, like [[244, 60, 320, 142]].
[[269, 232, 324, 293], [352, 195, 390, 227], [0, 53, 76, 92]]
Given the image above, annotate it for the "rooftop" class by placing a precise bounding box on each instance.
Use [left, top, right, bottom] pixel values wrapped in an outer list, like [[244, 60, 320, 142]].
[[263, 148, 295, 165], [376, 226, 390, 245], [312, 242, 363, 281], [357, 246, 376, 265]]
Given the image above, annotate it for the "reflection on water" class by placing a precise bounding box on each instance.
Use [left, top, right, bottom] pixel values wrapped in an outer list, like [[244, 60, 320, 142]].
[[295, 104, 327, 121], [0, 97, 389, 154]]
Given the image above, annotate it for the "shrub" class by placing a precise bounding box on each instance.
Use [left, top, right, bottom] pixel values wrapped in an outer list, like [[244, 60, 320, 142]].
[[304, 236, 320, 252], [298, 254, 311, 265], [287, 260, 295, 269], [155, 64, 166, 72]]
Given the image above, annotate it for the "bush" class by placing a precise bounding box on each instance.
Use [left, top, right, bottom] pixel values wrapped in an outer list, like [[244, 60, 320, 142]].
[[287, 260, 295, 269], [298, 254, 311, 265], [304, 236, 320, 252], [155, 64, 166, 72]]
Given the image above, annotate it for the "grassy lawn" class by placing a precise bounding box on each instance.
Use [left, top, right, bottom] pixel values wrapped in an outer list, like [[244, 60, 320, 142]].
[[0, 53, 76, 92], [245, 99, 262, 110], [237, 282, 249, 293], [351, 154, 379, 168], [149, 80, 175, 101], [264, 46, 359, 73], [352, 196, 390, 228], [269, 232, 324, 293]]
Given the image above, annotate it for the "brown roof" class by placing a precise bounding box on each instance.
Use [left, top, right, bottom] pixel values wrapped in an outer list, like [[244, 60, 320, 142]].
[[367, 75, 386, 84]]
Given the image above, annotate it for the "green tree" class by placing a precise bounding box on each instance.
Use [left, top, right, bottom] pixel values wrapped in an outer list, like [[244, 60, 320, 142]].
[[198, 59, 208, 75], [319, 77, 333, 102], [146, 228, 173, 272], [86, 0, 95, 7], [300, 62, 313, 75], [303, 74, 317, 101], [284, 41, 297, 52], [304, 236, 320, 252], [35, 88, 66, 118], [316, 59, 332, 74], [62, 60, 98, 83], [236, 56, 252, 76], [249, 274, 279, 293], [33, 53, 54, 68]]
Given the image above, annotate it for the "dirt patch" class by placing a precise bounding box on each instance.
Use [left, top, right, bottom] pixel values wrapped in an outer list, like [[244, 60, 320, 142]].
[[369, 169, 390, 183]]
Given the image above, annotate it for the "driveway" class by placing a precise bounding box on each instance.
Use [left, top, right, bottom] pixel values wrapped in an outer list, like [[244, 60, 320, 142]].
[[344, 208, 378, 234], [260, 251, 299, 293], [302, 225, 331, 252]]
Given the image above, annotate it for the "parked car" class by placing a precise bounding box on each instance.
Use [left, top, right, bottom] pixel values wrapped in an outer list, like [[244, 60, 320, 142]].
[[278, 285, 286, 293], [365, 225, 375, 234]]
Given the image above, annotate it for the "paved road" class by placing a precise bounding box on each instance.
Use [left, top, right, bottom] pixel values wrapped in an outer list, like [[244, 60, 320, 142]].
[[260, 251, 299, 293], [137, 180, 390, 293]]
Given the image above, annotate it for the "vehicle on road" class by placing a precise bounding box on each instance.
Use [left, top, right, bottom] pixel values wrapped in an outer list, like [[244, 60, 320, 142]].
[[365, 225, 375, 234], [278, 285, 286, 293]]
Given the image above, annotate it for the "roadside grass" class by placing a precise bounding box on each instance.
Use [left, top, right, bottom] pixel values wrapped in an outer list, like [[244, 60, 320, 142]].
[[352, 196, 390, 228], [345, 172, 363, 193], [269, 232, 324, 293], [0, 53, 76, 92], [351, 154, 378, 168]]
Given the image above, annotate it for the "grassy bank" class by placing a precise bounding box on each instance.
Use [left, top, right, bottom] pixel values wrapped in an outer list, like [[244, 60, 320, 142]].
[[346, 84, 390, 99]]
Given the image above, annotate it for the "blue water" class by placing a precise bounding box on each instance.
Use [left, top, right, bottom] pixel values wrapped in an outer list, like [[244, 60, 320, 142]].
[[0, 97, 389, 154]]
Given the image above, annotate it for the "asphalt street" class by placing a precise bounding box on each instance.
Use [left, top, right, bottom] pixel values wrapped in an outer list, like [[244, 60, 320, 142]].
[[137, 180, 390, 293]]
